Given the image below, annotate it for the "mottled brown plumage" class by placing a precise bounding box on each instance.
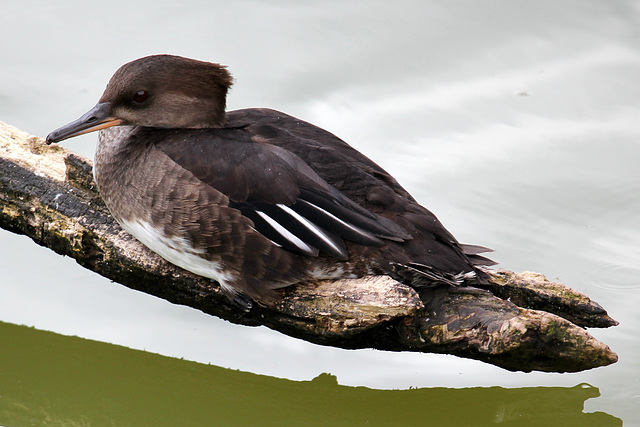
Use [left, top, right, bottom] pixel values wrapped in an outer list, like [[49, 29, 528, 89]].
[[46, 54, 494, 306]]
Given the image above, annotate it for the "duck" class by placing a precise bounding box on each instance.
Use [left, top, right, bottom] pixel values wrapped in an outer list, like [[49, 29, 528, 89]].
[[46, 54, 494, 308]]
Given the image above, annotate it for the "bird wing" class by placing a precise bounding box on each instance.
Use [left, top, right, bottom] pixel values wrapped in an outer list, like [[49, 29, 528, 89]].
[[224, 109, 496, 273], [150, 127, 411, 260]]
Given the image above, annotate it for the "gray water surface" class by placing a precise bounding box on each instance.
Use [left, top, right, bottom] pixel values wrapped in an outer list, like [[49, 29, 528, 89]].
[[1, 1, 638, 424]]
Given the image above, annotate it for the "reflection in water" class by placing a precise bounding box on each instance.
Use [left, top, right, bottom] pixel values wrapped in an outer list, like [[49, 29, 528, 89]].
[[0, 322, 621, 426]]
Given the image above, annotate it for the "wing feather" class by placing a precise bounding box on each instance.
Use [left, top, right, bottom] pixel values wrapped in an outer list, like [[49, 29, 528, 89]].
[[152, 127, 409, 259]]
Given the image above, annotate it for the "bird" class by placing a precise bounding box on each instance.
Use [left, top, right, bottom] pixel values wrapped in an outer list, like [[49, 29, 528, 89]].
[[46, 54, 494, 308]]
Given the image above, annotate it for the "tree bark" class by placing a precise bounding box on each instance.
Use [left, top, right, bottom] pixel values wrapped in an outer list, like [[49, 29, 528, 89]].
[[0, 121, 618, 372]]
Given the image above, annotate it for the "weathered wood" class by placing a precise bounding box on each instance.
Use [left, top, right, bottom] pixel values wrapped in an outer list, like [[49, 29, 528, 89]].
[[0, 121, 618, 372]]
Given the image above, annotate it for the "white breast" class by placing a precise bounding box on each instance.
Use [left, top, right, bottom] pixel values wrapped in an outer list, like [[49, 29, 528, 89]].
[[120, 218, 238, 296]]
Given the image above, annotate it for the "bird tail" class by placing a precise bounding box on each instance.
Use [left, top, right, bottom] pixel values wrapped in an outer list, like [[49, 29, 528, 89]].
[[389, 244, 496, 288]]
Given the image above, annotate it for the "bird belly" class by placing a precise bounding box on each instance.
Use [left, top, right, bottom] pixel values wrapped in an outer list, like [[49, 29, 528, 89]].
[[120, 218, 238, 295]]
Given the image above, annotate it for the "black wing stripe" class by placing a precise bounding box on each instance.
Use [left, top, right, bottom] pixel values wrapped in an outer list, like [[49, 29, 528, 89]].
[[254, 210, 319, 256], [230, 186, 413, 259], [299, 189, 410, 242], [229, 201, 320, 256], [291, 199, 384, 247], [275, 204, 349, 259], [250, 201, 348, 259]]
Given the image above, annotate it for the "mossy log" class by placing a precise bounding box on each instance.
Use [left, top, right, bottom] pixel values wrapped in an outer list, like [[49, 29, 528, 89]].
[[0, 121, 618, 372]]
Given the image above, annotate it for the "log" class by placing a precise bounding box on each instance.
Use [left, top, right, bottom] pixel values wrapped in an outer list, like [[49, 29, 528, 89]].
[[0, 121, 618, 372]]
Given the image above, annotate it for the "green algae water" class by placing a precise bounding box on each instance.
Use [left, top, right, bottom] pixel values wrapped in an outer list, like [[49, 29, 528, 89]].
[[0, 322, 621, 426]]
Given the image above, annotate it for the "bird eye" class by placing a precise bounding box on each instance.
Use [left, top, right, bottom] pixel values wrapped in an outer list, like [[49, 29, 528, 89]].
[[132, 90, 149, 103]]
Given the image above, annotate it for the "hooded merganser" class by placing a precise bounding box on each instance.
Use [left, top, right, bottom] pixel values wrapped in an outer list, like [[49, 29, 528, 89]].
[[46, 54, 494, 307]]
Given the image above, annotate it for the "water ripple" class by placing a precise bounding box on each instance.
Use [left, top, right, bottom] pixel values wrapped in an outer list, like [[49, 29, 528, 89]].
[[585, 263, 640, 292]]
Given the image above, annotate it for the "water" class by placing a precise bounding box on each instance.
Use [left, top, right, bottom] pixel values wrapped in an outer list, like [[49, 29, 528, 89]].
[[1, 1, 639, 424]]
